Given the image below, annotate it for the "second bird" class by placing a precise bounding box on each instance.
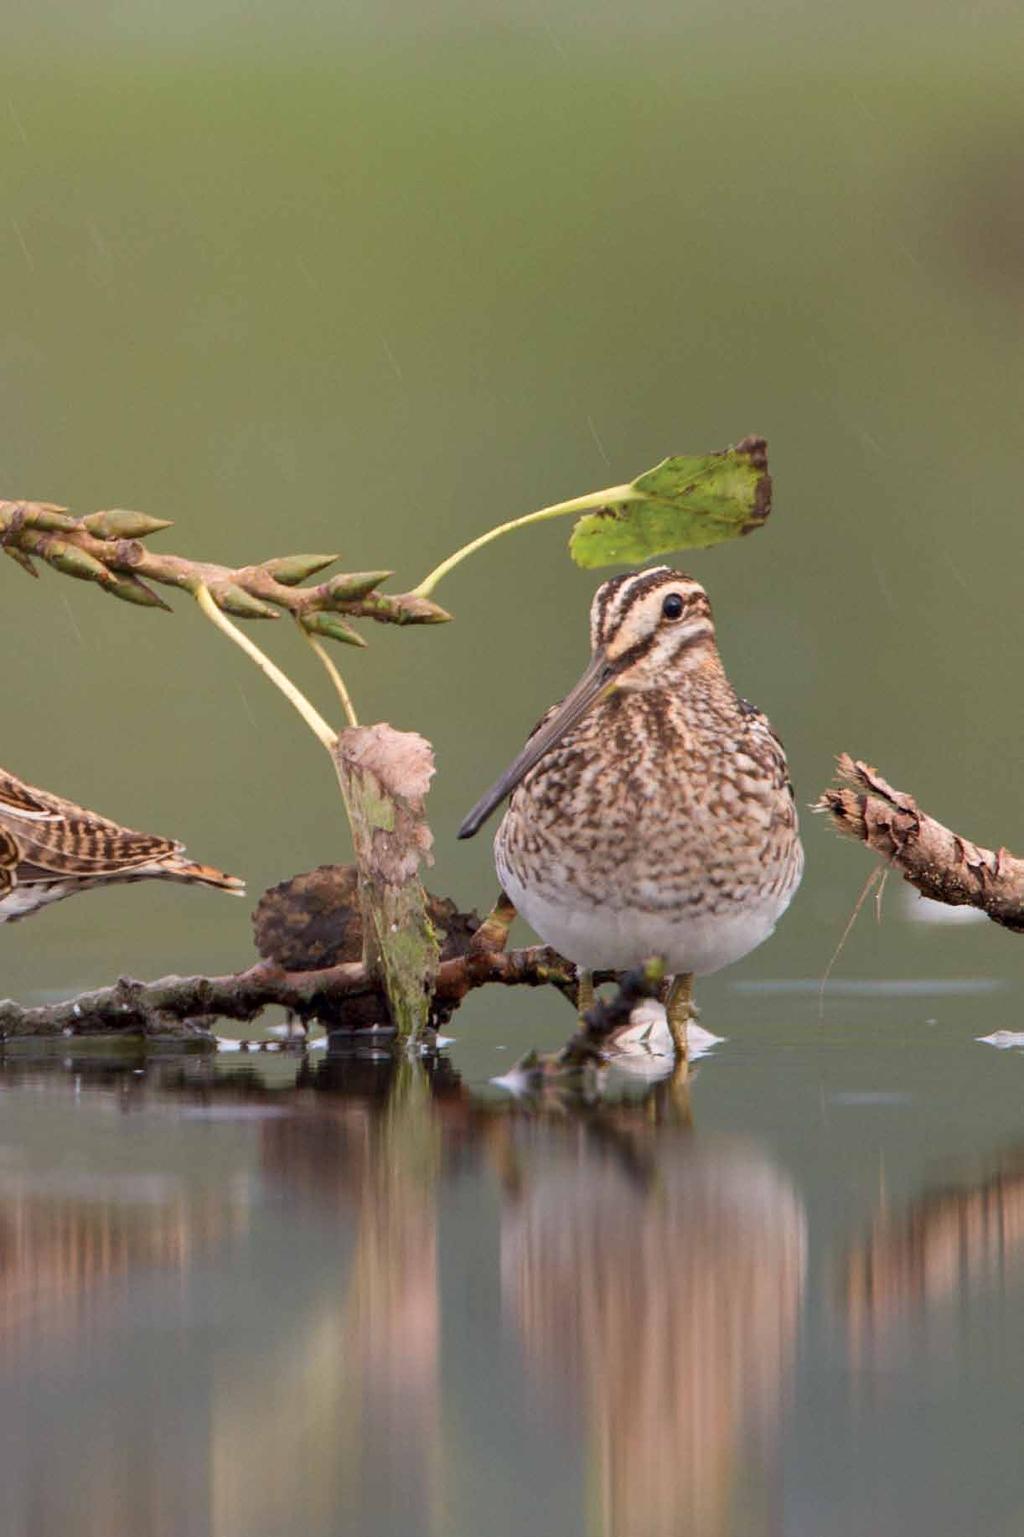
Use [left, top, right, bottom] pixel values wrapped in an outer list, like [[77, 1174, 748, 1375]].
[[0, 766, 244, 924], [459, 566, 803, 1054]]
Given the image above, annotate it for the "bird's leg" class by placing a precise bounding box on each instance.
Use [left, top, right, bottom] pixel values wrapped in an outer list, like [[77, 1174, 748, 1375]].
[[576, 967, 595, 1020], [663, 973, 694, 1067], [653, 1070, 694, 1127]]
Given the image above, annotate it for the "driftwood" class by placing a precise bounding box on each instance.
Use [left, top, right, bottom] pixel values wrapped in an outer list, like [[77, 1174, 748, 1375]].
[[554, 961, 665, 1067], [500, 961, 668, 1089], [0, 945, 602, 1040], [816, 755, 1024, 932]]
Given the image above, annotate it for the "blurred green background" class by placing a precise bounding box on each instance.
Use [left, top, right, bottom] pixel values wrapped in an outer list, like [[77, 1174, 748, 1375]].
[[3, 0, 1023, 1035]]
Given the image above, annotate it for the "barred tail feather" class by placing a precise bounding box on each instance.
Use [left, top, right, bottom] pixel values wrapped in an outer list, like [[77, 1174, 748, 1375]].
[[161, 858, 246, 894]]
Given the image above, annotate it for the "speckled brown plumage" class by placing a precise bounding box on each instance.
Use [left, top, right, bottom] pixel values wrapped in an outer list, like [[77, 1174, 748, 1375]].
[[0, 765, 244, 923], [500, 679, 798, 908], [465, 567, 803, 978]]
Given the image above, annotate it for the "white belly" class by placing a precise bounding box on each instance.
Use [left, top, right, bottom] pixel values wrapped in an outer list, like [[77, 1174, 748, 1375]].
[[0, 880, 80, 922], [499, 865, 792, 976]]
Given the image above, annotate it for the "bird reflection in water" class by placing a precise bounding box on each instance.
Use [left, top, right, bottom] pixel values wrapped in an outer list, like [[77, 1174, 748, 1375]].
[[500, 1109, 807, 1537], [0, 1047, 805, 1537]]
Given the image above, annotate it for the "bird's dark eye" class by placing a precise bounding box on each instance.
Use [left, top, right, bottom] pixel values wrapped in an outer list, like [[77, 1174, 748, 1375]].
[[661, 592, 685, 621]]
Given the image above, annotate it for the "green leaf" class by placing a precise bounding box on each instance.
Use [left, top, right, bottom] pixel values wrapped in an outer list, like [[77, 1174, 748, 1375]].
[[568, 435, 771, 569]]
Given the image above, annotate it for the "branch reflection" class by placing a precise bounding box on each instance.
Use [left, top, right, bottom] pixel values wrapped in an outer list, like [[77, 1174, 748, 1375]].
[[0, 1046, 805, 1537], [843, 1144, 1024, 1358]]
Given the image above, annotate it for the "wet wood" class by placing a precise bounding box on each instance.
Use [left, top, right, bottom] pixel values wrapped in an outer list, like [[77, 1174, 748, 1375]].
[[816, 754, 1024, 931], [0, 943, 597, 1040]]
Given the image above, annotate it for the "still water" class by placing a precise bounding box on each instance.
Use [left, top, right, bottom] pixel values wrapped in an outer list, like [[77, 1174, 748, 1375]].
[[3, 0, 1024, 1531], [2, 963, 1024, 1537]]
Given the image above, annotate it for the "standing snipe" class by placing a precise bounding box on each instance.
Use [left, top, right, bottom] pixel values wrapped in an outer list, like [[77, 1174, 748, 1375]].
[[458, 567, 803, 1056], [0, 765, 244, 923]]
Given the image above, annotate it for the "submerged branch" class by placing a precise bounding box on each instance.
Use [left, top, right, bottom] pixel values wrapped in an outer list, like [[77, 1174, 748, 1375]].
[[505, 961, 666, 1087], [0, 945, 598, 1040], [816, 755, 1024, 932], [558, 960, 666, 1066]]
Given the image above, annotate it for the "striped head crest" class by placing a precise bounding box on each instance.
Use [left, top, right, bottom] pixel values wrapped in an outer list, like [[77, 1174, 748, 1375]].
[[589, 567, 716, 684], [457, 566, 718, 839]]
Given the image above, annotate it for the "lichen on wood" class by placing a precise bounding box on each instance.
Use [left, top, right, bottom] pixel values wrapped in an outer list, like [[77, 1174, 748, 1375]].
[[330, 725, 441, 1039]]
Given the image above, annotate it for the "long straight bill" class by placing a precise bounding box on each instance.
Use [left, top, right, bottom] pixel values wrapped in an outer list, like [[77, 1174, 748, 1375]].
[[458, 649, 616, 839]]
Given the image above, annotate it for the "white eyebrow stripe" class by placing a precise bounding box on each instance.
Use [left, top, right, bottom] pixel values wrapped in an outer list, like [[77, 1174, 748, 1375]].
[[605, 568, 681, 634]]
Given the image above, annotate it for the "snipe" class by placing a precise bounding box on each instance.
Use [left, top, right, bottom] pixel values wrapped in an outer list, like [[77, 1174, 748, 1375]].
[[0, 765, 244, 923], [458, 567, 803, 1058]]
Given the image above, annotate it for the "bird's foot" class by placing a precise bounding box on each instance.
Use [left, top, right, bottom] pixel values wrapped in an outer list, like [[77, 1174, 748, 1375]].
[[663, 973, 695, 1073], [576, 966, 595, 1021]]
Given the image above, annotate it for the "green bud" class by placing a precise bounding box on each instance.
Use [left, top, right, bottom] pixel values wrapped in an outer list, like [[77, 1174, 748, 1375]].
[[3, 547, 38, 578], [212, 584, 281, 620], [106, 574, 172, 610], [44, 542, 113, 585], [359, 592, 451, 625], [262, 553, 340, 586], [302, 612, 367, 647], [389, 593, 452, 625], [83, 509, 174, 540], [323, 570, 393, 602], [24, 507, 78, 533]]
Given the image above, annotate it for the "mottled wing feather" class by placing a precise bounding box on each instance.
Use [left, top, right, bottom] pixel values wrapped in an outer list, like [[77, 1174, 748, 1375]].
[[0, 827, 17, 896], [0, 768, 182, 879], [0, 771, 61, 818], [737, 699, 798, 812]]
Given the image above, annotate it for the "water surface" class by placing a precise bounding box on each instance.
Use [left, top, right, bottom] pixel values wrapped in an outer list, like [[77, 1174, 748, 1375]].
[[3, 2, 1024, 1531], [2, 975, 1024, 1537]]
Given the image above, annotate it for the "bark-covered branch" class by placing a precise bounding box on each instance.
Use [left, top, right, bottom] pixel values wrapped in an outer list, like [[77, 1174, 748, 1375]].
[[495, 962, 667, 1089], [0, 497, 449, 640], [0, 945, 599, 1040], [556, 961, 665, 1066], [816, 754, 1024, 932]]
